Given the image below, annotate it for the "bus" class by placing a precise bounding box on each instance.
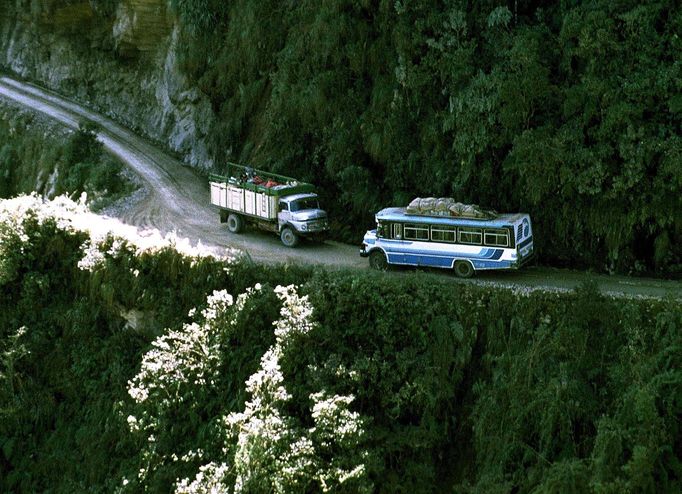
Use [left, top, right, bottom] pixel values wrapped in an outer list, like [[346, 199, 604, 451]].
[[360, 203, 534, 277]]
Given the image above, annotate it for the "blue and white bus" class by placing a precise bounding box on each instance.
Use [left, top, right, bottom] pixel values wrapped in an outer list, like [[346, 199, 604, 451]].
[[360, 205, 534, 277]]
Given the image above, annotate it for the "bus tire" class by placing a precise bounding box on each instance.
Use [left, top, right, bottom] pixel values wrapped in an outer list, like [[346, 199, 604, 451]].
[[454, 260, 474, 278], [227, 214, 244, 233], [280, 226, 300, 247], [369, 250, 388, 271]]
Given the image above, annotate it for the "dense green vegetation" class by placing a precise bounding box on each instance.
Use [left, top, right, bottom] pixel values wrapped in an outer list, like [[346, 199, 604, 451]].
[[0, 112, 134, 209], [166, 0, 682, 275], [1, 197, 680, 492]]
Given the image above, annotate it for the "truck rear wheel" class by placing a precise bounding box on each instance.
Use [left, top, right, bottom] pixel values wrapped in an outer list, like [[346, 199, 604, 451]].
[[227, 214, 244, 233], [280, 226, 300, 247]]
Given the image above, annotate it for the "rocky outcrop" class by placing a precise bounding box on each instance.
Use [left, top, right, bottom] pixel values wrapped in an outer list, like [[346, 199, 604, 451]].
[[113, 0, 171, 57], [0, 0, 215, 169]]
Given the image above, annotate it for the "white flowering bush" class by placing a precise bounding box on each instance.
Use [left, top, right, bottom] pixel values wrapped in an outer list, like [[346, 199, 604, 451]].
[[2, 196, 370, 493], [123, 285, 267, 489], [224, 285, 372, 494], [0, 194, 74, 285], [175, 462, 230, 494], [122, 283, 372, 494]]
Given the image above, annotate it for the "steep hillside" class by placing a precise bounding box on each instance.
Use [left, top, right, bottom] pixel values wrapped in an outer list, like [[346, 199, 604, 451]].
[[1, 195, 680, 493], [0, 1, 680, 274], [0, 0, 213, 167]]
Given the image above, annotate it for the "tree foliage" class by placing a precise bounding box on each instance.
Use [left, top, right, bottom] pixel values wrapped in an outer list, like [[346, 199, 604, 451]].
[[0, 114, 134, 209]]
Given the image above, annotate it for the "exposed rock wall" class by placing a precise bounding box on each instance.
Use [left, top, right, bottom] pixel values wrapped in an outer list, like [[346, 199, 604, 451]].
[[0, 0, 215, 169]]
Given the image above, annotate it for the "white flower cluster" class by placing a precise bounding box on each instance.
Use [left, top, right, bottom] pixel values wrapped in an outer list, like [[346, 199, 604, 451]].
[[225, 344, 296, 493], [310, 392, 362, 443], [175, 462, 230, 494], [273, 284, 316, 347], [224, 285, 371, 494], [127, 321, 218, 405], [202, 290, 234, 322], [127, 290, 236, 407], [123, 284, 371, 493], [77, 239, 106, 272], [123, 286, 266, 491]]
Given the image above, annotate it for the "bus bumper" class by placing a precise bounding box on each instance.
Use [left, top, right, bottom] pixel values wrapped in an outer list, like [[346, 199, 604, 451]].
[[360, 243, 369, 257], [514, 251, 535, 268]]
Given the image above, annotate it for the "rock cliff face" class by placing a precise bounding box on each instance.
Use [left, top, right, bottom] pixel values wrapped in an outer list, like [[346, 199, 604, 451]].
[[0, 0, 215, 169]]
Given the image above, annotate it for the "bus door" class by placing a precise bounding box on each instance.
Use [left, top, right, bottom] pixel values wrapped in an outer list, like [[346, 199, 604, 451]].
[[388, 223, 406, 264]]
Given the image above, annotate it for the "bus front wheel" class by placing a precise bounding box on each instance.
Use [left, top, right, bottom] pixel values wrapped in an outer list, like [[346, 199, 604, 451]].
[[454, 260, 474, 278], [369, 250, 388, 271]]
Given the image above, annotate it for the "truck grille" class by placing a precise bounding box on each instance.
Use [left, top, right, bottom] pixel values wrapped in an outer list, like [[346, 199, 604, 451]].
[[308, 220, 328, 230]]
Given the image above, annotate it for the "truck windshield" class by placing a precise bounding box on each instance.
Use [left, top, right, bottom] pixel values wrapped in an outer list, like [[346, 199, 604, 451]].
[[290, 198, 320, 211]]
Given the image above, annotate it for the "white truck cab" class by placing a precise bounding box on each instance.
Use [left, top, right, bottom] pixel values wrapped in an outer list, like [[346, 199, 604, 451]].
[[276, 193, 329, 246]]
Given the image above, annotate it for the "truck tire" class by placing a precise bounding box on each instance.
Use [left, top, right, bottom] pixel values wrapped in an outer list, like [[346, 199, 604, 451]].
[[369, 250, 388, 271], [227, 213, 244, 233], [454, 260, 474, 278], [280, 226, 300, 247]]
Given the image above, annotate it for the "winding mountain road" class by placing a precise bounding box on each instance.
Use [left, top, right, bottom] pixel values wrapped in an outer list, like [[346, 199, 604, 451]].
[[1, 76, 680, 299]]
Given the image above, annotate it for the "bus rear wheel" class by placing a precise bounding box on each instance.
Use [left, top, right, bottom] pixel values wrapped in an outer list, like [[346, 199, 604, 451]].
[[369, 250, 388, 271], [454, 260, 474, 278], [227, 214, 244, 233], [280, 227, 300, 247]]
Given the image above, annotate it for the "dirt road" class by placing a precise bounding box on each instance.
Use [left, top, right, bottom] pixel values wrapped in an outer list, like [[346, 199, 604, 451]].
[[1, 76, 680, 299]]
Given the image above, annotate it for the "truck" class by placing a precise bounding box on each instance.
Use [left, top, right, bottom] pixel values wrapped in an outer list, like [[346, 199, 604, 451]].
[[209, 163, 329, 247]]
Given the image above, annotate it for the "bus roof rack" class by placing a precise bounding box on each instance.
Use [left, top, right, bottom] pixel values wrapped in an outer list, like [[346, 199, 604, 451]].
[[405, 197, 497, 220]]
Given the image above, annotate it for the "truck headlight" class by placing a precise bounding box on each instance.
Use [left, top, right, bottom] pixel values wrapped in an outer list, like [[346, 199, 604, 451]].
[[300, 224, 308, 231]]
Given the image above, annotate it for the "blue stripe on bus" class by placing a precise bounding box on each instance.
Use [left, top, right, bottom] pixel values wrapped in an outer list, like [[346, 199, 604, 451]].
[[517, 236, 533, 249], [377, 238, 515, 259], [472, 260, 514, 270], [383, 247, 505, 268], [383, 246, 503, 258]]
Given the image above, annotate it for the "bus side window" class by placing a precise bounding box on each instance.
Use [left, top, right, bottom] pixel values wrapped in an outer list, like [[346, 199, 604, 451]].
[[392, 223, 402, 239], [459, 227, 482, 245]]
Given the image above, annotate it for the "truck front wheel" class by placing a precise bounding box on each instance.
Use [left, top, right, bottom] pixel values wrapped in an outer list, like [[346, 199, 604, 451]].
[[280, 227, 300, 247], [227, 214, 244, 233]]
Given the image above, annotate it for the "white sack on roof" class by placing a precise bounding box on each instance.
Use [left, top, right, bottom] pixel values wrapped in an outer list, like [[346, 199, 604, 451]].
[[406, 197, 496, 219]]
